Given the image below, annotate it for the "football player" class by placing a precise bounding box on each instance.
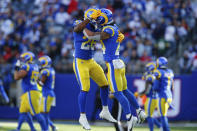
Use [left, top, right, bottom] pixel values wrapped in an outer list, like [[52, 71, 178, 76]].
[[153, 57, 174, 131], [38, 55, 57, 131], [83, 8, 146, 131], [14, 51, 47, 131], [139, 62, 161, 131], [73, 7, 116, 130]]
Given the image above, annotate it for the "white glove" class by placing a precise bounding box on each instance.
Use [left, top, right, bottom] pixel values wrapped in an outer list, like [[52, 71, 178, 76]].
[[15, 60, 21, 70], [15, 60, 21, 67]]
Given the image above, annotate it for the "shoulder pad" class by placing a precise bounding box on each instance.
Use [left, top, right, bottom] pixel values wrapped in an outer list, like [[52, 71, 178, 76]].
[[73, 20, 82, 27], [102, 26, 115, 37], [41, 69, 50, 76], [21, 64, 30, 71], [146, 74, 155, 82], [154, 69, 161, 79]]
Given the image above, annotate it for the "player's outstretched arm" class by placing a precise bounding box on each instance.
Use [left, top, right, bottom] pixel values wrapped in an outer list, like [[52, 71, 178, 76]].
[[14, 70, 27, 80], [74, 19, 90, 33], [83, 28, 110, 40], [14, 60, 28, 80], [37, 75, 47, 86]]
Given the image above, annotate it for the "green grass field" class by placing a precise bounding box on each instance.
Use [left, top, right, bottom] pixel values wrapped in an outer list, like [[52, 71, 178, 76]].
[[0, 121, 197, 131]]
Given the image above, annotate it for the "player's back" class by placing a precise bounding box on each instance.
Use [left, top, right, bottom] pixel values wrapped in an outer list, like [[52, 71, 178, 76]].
[[21, 63, 39, 93], [73, 20, 96, 60], [41, 67, 55, 97], [156, 68, 174, 98], [101, 24, 120, 62]]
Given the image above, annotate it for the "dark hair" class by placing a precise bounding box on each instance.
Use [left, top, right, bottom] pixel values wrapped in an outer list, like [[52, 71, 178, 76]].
[[75, 10, 84, 20]]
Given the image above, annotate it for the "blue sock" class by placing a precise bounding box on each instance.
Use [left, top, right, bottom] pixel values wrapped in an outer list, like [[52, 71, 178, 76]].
[[17, 113, 26, 130], [42, 113, 49, 130], [114, 91, 131, 116], [123, 89, 140, 109], [49, 118, 55, 128], [161, 116, 170, 131], [130, 104, 137, 117], [35, 113, 47, 131], [100, 86, 108, 106], [153, 118, 161, 128], [78, 91, 88, 113], [147, 116, 154, 131], [26, 113, 36, 131]]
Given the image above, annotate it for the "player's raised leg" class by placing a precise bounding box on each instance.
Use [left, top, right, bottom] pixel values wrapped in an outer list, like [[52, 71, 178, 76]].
[[89, 60, 117, 122], [106, 62, 137, 131], [121, 66, 146, 123]]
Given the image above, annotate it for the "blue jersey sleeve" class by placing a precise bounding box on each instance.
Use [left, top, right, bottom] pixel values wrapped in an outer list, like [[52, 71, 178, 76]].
[[41, 69, 50, 77], [21, 64, 30, 71], [73, 20, 82, 27], [154, 69, 162, 79], [102, 26, 115, 37]]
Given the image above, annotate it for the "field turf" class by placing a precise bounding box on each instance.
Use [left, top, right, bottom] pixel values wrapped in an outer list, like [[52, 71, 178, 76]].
[[0, 121, 197, 131]]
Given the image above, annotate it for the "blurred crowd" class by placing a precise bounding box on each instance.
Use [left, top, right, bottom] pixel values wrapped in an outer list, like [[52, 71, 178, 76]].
[[0, 0, 197, 76]]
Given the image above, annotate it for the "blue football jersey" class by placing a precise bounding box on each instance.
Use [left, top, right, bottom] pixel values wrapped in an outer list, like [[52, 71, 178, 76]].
[[144, 73, 158, 98], [40, 67, 55, 97], [153, 68, 174, 99], [101, 24, 120, 62], [73, 20, 97, 60], [20, 63, 39, 93]]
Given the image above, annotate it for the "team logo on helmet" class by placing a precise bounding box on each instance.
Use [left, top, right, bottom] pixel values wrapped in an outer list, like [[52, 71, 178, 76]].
[[20, 51, 35, 63], [38, 55, 52, 68]]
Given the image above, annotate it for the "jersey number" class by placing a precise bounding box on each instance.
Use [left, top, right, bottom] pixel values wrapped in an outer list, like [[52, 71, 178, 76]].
[[31, 71, 39, 85], [81, 36, 95, 50]]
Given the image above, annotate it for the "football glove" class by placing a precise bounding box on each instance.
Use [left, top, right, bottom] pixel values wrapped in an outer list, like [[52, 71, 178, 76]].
[[15, 59, 21, 70], [117, 31, 124, 43]]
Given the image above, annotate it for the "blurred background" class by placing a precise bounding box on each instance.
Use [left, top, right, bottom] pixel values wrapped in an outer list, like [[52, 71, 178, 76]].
[[0, 0, 197, 126]]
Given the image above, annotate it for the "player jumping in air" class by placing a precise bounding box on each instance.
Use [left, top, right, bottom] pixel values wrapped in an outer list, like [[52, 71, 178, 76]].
[[73, 7, 116, 130], [38, 55, 57, 131], [153, 57, 174, 131], [83, 8, 146, 131], [14, 51, 47, 131]]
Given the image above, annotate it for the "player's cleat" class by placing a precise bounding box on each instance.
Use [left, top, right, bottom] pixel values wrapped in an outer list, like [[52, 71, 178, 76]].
[[99, 109, 117, 123], [137, 108, 146, 123], [127, 116, 138, 131], [79, 114, 91, 130], [51, 126, 58, 131], [160, 127, 163, 131]]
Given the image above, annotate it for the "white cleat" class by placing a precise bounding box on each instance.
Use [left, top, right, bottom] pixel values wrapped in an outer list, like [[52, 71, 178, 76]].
[[160, 127, 163, 131], [99, 109, 117, 123], [137, 108, 146, 123], [127, 116, 138, 131], [79, 114, 91, 130]]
